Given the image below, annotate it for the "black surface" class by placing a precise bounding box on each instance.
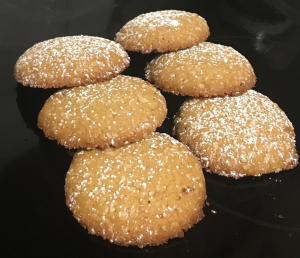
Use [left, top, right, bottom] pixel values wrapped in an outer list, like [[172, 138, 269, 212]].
[[1, 0, 300, 257]]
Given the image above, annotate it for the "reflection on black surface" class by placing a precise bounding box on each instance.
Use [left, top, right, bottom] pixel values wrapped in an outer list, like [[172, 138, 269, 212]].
[[106, 0, 130, 39], [206, 166, 300, 229], [16, 84, 74, 171], [3, 0, 300, 257], [122, 51, 157, 79], [85, 227, 184, 254], [0, 146, 78, 257], [156, 92, 187, 135], [263, 0, 300, 25], [38, 134, 74, 173], [16, 84, 57, 135], [204, 168, 297, 190], [218, 0, 291, 38], [209, 198, 300, 232], [13, 34, 300, 255], [12, 36, 300, 258], [215, 0, 300, 72], [0, 0, 116, 24]]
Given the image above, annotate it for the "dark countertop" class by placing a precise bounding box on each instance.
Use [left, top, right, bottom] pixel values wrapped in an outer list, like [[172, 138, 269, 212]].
[[1, 0, 300, 257]]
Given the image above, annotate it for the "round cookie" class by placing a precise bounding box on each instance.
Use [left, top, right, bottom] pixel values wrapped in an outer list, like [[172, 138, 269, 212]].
[[145, 42, 256, 97], [65, 132, 206, 247], [115, 10, 209, 54], [173, 90, 298, 178], [37, 75, 167, 149], [14, 35, 130, 88]]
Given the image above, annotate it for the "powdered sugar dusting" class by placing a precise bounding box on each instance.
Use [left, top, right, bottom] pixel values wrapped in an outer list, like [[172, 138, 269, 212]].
[[126, 10, 187, 28], [174, 90, 298, 178], [115, 10, 209, 53], [38, 75, 167, 149], [65, 132, 206, 247], [14, 35, 130, 88], [146, 42, 256, 97]]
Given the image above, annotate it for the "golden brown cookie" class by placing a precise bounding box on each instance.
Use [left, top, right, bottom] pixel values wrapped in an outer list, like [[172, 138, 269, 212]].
[[38, 75, 167, 149], [173, 90, 298, 178], [14, 35, 130, 88], [65, 132, 206, 247], [145, 42, 256, 97], [115, 10, 209, 54]]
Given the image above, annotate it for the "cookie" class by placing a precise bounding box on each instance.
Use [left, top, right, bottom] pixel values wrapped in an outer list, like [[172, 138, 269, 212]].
[[65, 132, 206, 247], [145, 42, 256, 97], [14, 35, 130, 88], [173, 90, 298, 178], [37, 75, 167, 149], [115, 10, 209, 54]]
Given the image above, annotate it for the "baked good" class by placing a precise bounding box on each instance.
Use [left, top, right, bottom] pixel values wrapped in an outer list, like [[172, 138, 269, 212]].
[[65, 132, 206, 247], [145, 42, 256, 97], [173, 90, 298, 178], [14, 35, 130, 88], [38, 75, 167, 149], [115, 10, 209, 54]]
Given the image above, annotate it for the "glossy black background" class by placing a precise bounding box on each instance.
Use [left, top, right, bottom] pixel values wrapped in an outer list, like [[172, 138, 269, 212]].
[[1, 0, 300, 257]]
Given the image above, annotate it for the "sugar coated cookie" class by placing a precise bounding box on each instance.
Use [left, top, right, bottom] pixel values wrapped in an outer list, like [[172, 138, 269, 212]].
[[38, 75, 167, 149], [115, 10, 209, 54], [173, 90, 298, 178], [14, 35, 130, 88], [65, 133, 206, 247], [145, 42, 256, 97]]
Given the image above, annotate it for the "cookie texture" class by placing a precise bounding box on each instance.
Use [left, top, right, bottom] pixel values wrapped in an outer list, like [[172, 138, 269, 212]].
[[14, 35, 130, 88], [38, 75, 167, 149], [115, 10, 209, 54], [65, 133, 206, 247], [173, 90, 298, 178], [145, 42, 256, 97]]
